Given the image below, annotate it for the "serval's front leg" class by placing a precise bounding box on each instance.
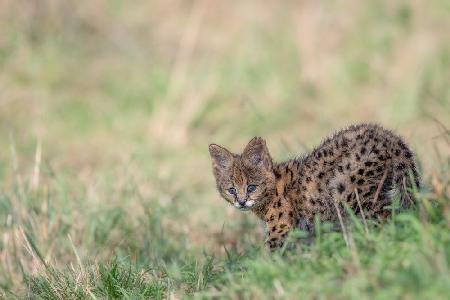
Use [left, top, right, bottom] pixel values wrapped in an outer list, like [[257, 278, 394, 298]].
[[264, 197, 296, 251]]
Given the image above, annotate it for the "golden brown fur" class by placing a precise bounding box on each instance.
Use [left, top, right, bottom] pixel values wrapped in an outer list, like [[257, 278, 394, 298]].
[[209, 124, 420, 250]]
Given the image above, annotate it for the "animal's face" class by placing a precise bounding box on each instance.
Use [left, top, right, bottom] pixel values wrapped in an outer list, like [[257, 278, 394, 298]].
[[209, 137, 275, 211]]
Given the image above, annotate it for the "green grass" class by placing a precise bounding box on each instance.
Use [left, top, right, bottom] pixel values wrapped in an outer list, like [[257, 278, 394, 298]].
[[4, 187, 450, 299], [0, 0, 450, 299]]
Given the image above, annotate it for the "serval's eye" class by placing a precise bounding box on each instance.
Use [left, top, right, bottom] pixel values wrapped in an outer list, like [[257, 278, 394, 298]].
[[247, 184, 257, 193], [228, 187, 237, 195]]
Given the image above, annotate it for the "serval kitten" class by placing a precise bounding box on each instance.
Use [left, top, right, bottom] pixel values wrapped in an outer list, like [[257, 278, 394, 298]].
[[209, 124, 420, 251]]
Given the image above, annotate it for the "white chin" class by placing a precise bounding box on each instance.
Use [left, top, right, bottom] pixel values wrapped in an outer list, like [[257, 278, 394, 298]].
[[245, 200, 255, 208], [234, 201, 255, 211], [234, 203, 249, 211]]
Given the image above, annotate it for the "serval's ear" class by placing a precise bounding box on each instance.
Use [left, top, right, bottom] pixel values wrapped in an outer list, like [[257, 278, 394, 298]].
[[209, 144, 234, 177], [242, 137, 273, 170]]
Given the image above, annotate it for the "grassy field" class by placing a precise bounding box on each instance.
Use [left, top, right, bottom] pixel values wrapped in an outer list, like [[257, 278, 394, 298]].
[[0, 0, 450, 298]]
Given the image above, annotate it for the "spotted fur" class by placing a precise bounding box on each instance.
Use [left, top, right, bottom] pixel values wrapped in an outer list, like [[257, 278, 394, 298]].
[[209, 124, 420, 251]]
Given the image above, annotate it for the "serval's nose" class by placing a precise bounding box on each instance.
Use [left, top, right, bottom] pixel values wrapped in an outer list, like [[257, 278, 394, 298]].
[[237, 198, 247, 206]]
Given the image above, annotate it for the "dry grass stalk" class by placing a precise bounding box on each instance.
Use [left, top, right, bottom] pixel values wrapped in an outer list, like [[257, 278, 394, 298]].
[[373, 170, 388, 204], [333, 200, 349, 247], [354, 188, 369, 235]]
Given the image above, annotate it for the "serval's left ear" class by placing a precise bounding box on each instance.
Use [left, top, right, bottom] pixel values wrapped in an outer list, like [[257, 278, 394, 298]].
[[242, 137, 273, 170], [209, 144, 234, 178]]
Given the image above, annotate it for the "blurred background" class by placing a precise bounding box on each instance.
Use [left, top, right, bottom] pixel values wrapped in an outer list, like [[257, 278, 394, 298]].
[[0, 0, 449, 295]]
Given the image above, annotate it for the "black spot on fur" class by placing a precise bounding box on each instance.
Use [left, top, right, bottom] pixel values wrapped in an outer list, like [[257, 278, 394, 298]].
[[396, 163, 406, 171], [337, 183, 345, 194], [350, 176, 356, 183], [306, 177, 311, 183], [358, 169, 364, 175], [318, 172, 325, 179], [360, 147, 366, 155], [395, 149, 401, 156], [404, 150, 412, 158], [398, 140, 407, 149], [366, 170, 374, 176], [338, 165, 343, 173], [357, 179, 365, 185], [363, 191, 372, 198], [278, 212, 283, 219], [364, 161, 373, 167]]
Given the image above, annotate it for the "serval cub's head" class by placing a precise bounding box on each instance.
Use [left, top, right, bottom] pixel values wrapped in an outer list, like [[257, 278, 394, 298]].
[[209, 137, 275, 211]]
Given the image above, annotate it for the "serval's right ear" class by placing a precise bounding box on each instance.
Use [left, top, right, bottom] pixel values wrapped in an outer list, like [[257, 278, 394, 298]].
[[209, 144, 233, 177], [242, 137, 273, 170]]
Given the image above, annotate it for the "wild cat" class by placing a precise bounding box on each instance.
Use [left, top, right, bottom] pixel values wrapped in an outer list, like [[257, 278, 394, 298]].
[[209, 124, 420, 250]]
